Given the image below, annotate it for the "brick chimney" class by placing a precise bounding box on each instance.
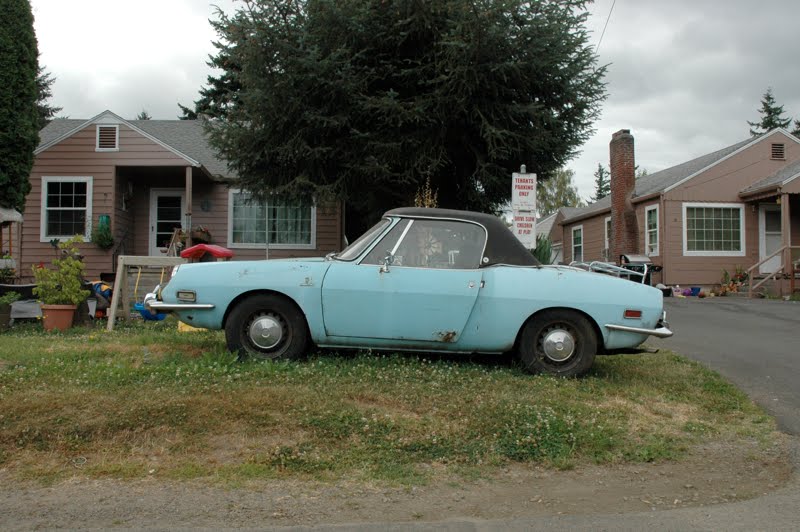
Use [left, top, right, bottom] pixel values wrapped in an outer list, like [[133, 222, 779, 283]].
[[610, 129, 639, 262]]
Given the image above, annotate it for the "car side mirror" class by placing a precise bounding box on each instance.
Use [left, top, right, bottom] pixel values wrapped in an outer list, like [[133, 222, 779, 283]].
[[380, 251, 394, 273]]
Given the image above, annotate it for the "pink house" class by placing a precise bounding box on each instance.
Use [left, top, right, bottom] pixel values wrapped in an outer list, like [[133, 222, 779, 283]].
[[15, 111, 345, 281], [559, 129, 800, 293]]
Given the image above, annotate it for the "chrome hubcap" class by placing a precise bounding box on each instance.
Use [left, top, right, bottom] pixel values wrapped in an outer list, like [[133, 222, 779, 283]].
[[541, 327, 576, 362], [248, 314, 284, 350]]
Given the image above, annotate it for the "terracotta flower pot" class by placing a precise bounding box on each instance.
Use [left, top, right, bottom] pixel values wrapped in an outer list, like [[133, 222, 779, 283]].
[[40, 304, 77, 332]]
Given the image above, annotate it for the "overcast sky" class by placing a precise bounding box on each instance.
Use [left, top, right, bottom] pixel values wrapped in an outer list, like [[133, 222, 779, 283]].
[[30, 0, 800, 200]]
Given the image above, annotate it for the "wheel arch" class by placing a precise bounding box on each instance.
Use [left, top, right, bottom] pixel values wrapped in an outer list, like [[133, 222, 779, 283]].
[[513, 306, 605, 353], [222, 289, 308, 331]]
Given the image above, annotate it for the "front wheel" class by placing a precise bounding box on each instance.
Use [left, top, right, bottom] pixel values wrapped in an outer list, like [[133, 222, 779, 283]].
[[518, 309, 597, 377], [225, 294, 309, 361]]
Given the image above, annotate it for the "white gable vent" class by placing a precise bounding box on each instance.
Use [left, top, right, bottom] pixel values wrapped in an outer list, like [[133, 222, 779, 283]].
[[771, 143, 785, 160], [96, 125, 119, 151]]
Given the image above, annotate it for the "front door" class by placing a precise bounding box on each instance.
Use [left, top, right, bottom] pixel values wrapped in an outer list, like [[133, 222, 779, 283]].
[[759, 204, 782, 274], [321, 262, 482, 343], [149, 189, 185, 256], [320, 217, 486, 344]]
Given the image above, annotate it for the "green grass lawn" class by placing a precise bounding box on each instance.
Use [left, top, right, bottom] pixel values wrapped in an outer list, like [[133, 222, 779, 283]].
[[0, 319, 777, 486]]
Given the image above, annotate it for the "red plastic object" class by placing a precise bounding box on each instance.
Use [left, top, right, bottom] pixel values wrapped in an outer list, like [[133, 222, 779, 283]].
[[180, 243, 235, 260]]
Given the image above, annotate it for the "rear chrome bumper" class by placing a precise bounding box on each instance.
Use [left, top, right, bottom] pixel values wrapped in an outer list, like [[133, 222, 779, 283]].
[[143, 289, 215, 312], [605, 311, 673, 339]]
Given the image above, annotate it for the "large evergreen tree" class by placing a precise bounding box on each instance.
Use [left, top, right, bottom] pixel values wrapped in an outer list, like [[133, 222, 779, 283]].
[[591, 163, 609, 201], [536, 168, 584, 217], [0, 0, 39, 212], [748, 87, 792, 136], [201, 0, 606, 236]]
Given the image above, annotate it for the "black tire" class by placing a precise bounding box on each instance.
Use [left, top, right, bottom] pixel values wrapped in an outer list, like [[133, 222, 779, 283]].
[[518, 309, 597, 377], [225, 294, 309, 361]]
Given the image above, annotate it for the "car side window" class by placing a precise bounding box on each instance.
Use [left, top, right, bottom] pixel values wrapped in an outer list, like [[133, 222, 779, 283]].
[[361, 219, 411, 265], [392, 219, 485, 269]]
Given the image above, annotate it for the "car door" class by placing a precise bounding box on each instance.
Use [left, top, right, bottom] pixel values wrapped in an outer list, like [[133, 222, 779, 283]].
[[321, 218, 486, 343]]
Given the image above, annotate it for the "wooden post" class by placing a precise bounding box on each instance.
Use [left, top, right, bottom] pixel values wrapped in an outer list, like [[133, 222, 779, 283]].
[[185, 166, 193, 247], [782, 193, 791, 296]]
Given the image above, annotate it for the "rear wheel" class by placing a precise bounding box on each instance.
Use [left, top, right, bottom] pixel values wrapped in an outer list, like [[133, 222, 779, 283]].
[[518, 309, 597, 377], [225, 294, 309, 361]]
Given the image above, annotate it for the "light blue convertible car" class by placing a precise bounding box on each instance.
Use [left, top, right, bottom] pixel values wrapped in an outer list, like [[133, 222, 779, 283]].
[[145, 208, 671, 377]]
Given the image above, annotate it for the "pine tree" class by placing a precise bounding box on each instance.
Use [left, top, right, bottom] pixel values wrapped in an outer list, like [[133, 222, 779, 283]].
[[591, 163, 609, 201], [199, 0, 607, 236], [748, 88, 792, 136], [0, 0, 39, 212], [792, 119, 800, 138]]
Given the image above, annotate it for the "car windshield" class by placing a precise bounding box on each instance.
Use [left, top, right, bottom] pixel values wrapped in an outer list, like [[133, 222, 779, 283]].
[[334, 218, 391, 261]]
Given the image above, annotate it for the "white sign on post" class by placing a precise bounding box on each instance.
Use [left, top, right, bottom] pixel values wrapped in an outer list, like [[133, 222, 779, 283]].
[[511, 166, 537, 249], [512, 171, 537, 211]]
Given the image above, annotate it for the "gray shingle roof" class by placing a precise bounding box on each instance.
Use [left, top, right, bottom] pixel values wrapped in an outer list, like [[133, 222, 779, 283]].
[[37, 117, 234, 180], [740, 158, 800, 194], [562, 136, 754, 223]]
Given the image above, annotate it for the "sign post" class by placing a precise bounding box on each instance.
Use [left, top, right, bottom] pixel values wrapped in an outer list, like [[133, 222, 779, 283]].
[[511, 165, 537, 249]]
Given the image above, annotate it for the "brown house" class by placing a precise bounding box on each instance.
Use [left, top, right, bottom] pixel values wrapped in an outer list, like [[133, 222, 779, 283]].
[[560, 128, 800, 291], [18, 110, 344, 280]]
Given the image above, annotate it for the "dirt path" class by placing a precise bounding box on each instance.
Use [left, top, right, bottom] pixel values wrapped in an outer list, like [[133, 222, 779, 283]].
[[0, 436, 792, 530]]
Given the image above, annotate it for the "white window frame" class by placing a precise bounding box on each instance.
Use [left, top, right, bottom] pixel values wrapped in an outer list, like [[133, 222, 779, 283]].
[[95, 125, 119, 152], [682, 202, 745, 257], [227, 189, 317, 250], [40, 176, 93, 242], [603, 216, 611, 260], [571, 225, 583, 263], [645, 204, 659, 257]]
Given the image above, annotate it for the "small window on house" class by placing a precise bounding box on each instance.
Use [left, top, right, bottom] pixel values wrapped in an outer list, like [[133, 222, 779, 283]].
[[96, 125, 119, 151], [572, 226, 583, 263], [771, 143, 785, 160], [645, 205, 659, 256], [603, 217, 611, 260], [40, 176, 93, 240]]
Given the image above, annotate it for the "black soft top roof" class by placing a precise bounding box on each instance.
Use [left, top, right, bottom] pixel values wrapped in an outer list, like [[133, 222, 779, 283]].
[[385, 207, 540, 267]]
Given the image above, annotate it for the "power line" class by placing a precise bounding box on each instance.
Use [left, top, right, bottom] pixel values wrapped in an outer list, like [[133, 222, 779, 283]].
[[595, 0, 617, 54]]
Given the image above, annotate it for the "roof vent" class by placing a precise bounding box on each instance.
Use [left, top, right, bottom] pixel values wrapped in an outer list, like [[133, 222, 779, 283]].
[[96, 125, 119, 151], [771, 143, 785, 160]]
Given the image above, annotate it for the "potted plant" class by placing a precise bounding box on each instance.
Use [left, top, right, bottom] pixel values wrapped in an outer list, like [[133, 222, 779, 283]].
[[190, 225, 211, 244], [0, 290, 19, 332], [91, 220, 114, 250], [32, 236, 91, 331]]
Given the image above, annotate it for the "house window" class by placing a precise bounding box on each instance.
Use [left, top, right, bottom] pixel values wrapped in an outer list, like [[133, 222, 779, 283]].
[[228, 190, 315, 248], [771, 143, 785, 160], [40, 176, 93, 241], [96, 125, 119, 151], [645, 205, 659, 256], [683, 202, 744, 256], [572, 225, 583, 262], [603, 216, 611, 260]]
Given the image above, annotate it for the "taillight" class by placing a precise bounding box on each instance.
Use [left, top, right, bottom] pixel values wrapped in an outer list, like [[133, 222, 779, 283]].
[[623, 309, 642, 319]]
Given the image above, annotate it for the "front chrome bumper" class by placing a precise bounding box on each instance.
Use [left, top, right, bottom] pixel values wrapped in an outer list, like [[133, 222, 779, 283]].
[[604, 311, 673, 339], [143, 288, 215, 312]]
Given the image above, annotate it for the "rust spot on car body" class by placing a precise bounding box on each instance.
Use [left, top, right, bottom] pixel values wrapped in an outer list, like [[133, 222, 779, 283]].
[[437, 331, 457, 342]]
